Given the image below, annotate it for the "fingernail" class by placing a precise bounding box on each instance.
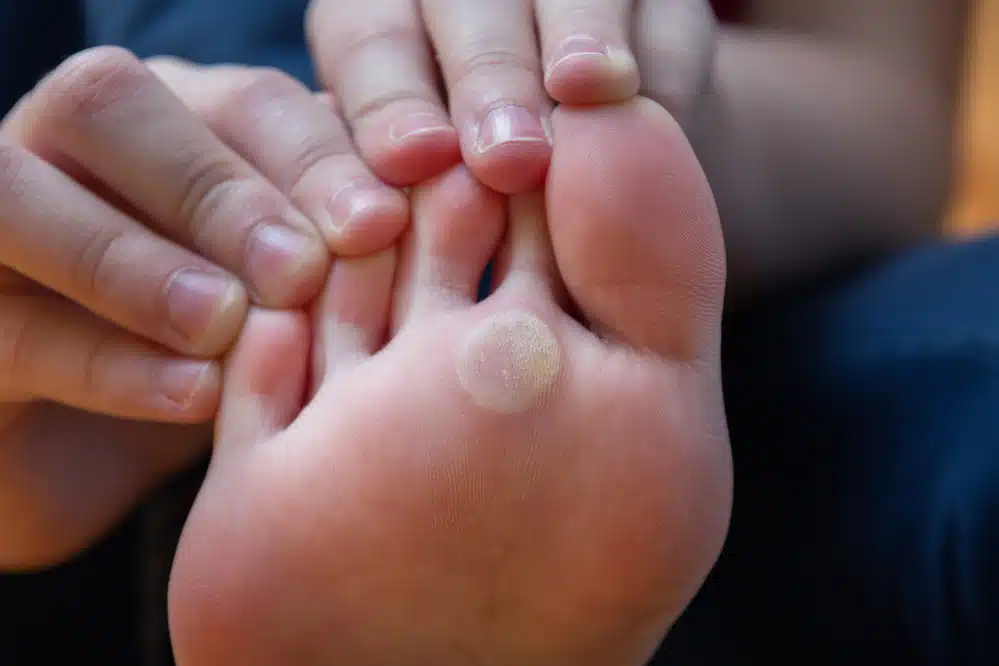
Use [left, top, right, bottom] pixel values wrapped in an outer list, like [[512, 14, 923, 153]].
[[389, 113, 453, 142], [326, 182, 385, 235], [547, 36, 637, 80], [158, 360, 216, 410], [166, 268, 242, 344], [246, 221, 320, 290], [550, 36, 609, 70], [475, 105, 549, 154]]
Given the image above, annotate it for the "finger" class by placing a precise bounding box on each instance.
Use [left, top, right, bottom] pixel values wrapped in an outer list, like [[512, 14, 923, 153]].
[[149, 60, 410, 257], [307, 0, 461, 186], [0, 291, 220, 423], [16, 47, 327, 308], [422, 0, 553, 194], [0, 136, 247, 357], [537, 0, 640, 104]]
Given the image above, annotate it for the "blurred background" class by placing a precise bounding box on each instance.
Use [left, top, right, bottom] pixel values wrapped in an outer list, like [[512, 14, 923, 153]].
[[949, 0, 999, 234]]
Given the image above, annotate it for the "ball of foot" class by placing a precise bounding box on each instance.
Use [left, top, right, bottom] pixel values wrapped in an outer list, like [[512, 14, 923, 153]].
[[168, 98, 732, 666]]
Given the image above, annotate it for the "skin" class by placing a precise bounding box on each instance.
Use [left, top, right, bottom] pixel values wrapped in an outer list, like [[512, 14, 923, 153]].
[[692, 0, 970, 303], [307, 0, 969, 300], [0, 53, 406, 570], [2, 0, 967, 610], [169, 97, 732, 666]]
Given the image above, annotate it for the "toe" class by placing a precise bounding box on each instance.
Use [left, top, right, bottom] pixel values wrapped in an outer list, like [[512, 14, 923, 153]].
[[491, 190, 568, 305], [392, 166, 505, 330], [312, 247, 397, 391], [547, 97, 726, 360], [215, 308, 311, 451]]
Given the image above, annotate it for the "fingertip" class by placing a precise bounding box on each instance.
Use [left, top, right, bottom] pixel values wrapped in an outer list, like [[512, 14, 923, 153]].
[[173, 274, 250, 358], [324, 186, 411, 257], [544, 40, 640, 104], [365, 134, 463, 187], [356, 116, 462, 187], [465, 143, 551, 195], [246, 221, 330, 309], [462, 104, 552, 194], [156, 360, 222, 423]]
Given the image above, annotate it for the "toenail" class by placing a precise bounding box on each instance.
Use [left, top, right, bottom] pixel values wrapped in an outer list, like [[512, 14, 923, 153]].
[[456, 311, 560, 414]]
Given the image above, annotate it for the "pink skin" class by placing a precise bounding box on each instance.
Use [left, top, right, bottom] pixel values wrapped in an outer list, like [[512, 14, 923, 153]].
[[0, 55, 416, 570], [169, 98, 731, 666], [306, 0, 678, 195], [305, 0, 717, 195]]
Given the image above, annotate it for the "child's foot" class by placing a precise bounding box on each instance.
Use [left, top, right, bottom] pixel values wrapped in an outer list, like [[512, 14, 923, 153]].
[[168, 97, 731, 666]]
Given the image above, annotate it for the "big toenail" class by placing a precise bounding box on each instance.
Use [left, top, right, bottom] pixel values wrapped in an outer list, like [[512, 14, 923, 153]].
[[456, 311, 560, 414]]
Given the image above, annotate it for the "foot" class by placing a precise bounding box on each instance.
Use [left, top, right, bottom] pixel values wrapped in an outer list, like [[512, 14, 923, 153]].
[[168, 97, 731, 666]]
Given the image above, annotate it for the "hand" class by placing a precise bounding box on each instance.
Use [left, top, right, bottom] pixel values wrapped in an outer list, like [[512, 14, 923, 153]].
[[0, 49, 406, 570], [306, 0, 717, 193]]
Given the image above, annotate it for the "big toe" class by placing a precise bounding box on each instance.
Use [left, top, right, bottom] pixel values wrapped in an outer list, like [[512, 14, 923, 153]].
[[547, 97, 726, 361]]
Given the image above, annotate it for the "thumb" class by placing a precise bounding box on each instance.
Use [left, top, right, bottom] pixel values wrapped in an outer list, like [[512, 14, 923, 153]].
[[215, 307, 311, 451]]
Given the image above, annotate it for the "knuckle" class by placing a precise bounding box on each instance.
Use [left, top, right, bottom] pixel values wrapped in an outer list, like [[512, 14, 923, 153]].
[[183, 167, 279, 259], [176, 153, 245, 244], [70, 224, 129, 301], [37, 46, 147, 122], [210, 70, 354, 193], [205, 67, 290, 127], [220, 67, 305, 112], [448, 45, 538, 90], [283, 132, 352, 195], [346, 87, 439, 127], [321, 21, 427, 77], [208, 66, 311, 135]]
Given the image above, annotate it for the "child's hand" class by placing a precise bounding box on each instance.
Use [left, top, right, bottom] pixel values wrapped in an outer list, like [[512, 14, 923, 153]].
[[307, 0, 717, 195], [0, 49, 406, 570]]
